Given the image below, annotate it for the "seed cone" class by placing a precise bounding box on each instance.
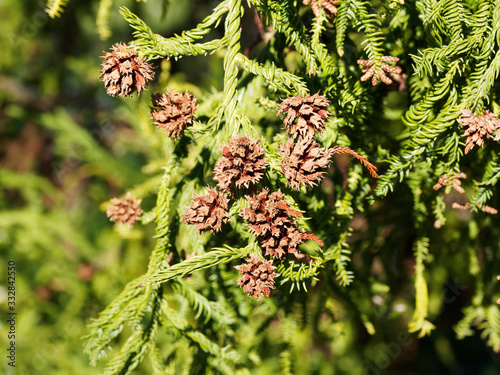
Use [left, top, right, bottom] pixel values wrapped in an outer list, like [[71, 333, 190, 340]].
[[100, 43, 154, 98], [235, 255, 278, 299], [213, 136, 268, 192], [182, 187, 229, 233], [279, 138, 335, 191], [106, 192, 143, 226], [150, 90, 198, 139], [457, 109, 500, 154], [241, 188, 305, 259], [277, 93, 330, 140]]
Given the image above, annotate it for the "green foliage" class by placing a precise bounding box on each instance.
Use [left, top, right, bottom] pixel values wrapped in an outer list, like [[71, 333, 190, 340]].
[[2, 0, 500, 374]]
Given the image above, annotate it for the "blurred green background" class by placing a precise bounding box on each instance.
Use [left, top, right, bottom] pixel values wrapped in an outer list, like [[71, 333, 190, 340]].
[[0, 0, 500, 374], [0, 0, 222, 373]]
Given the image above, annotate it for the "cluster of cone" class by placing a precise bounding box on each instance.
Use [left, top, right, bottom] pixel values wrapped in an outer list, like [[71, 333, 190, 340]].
[[181, 133, 319, 299], [101, 43, 198, 228], [99, 43, 378, 299], [100, 43, 198, 140], [277, 93, 378, 191], [181, 93, 378, 298]]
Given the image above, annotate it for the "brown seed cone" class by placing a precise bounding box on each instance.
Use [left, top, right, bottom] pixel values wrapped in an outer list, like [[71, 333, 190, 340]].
[[457, 109, 500, 154], [182, 187, 229, 233], [106, 192, 143, 226], [100, 43, 154, 98], [241, 188, 304, 259], [213, 136, 268, 192], [278, 138, 335, 191], [150, 90, 198, 139], [277, 93, 330, 140], [235, 255, 278, 299]]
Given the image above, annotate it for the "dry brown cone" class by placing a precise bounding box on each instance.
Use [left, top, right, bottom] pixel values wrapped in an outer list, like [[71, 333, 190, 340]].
[[150, 90, 198, 139], [457, 109, 500, 154], [100, 43, 154, 98], [303, 0, 340, 18], [241, 188, 307, 259], [235, 255, 278, 299], [182, 187, 230, 233], [433, 172, 466, 193], [279, 138, 335, 191], [106, 192, 143, 227], [357, 56, 402, 86], [213, 136, 268, 193], [277, 93, 330, 140]]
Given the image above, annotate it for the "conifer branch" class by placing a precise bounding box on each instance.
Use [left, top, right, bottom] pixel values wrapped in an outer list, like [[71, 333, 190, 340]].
[[478, 305, 500, 352], [252, 0, 319, 73], [142, 245, 254, 289], [335, 0, 356, 57], [469, 153, 500, 209], [120, 5, 229, 60], [408, 237, 436, 337], [84, 165, 174, 364], [235, 53, 308, 95], [352, 0, 385, 60], [276, 259, 322, 292], [102, 290, 163, 375]]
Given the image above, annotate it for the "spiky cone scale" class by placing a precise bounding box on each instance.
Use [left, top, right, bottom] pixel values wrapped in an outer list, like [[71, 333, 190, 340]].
[[235, 255, 278, 299], [457, 109, 500, 154], [241, 188, 306, 259], [278, 138, 335, 191], [100, 43, 154, 98], [277, 93, 330, 140], [182, 187, 229, 233], [150, 90, 198, 139], [106, 192, 143, 227], [213, 136, 268, 193]]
